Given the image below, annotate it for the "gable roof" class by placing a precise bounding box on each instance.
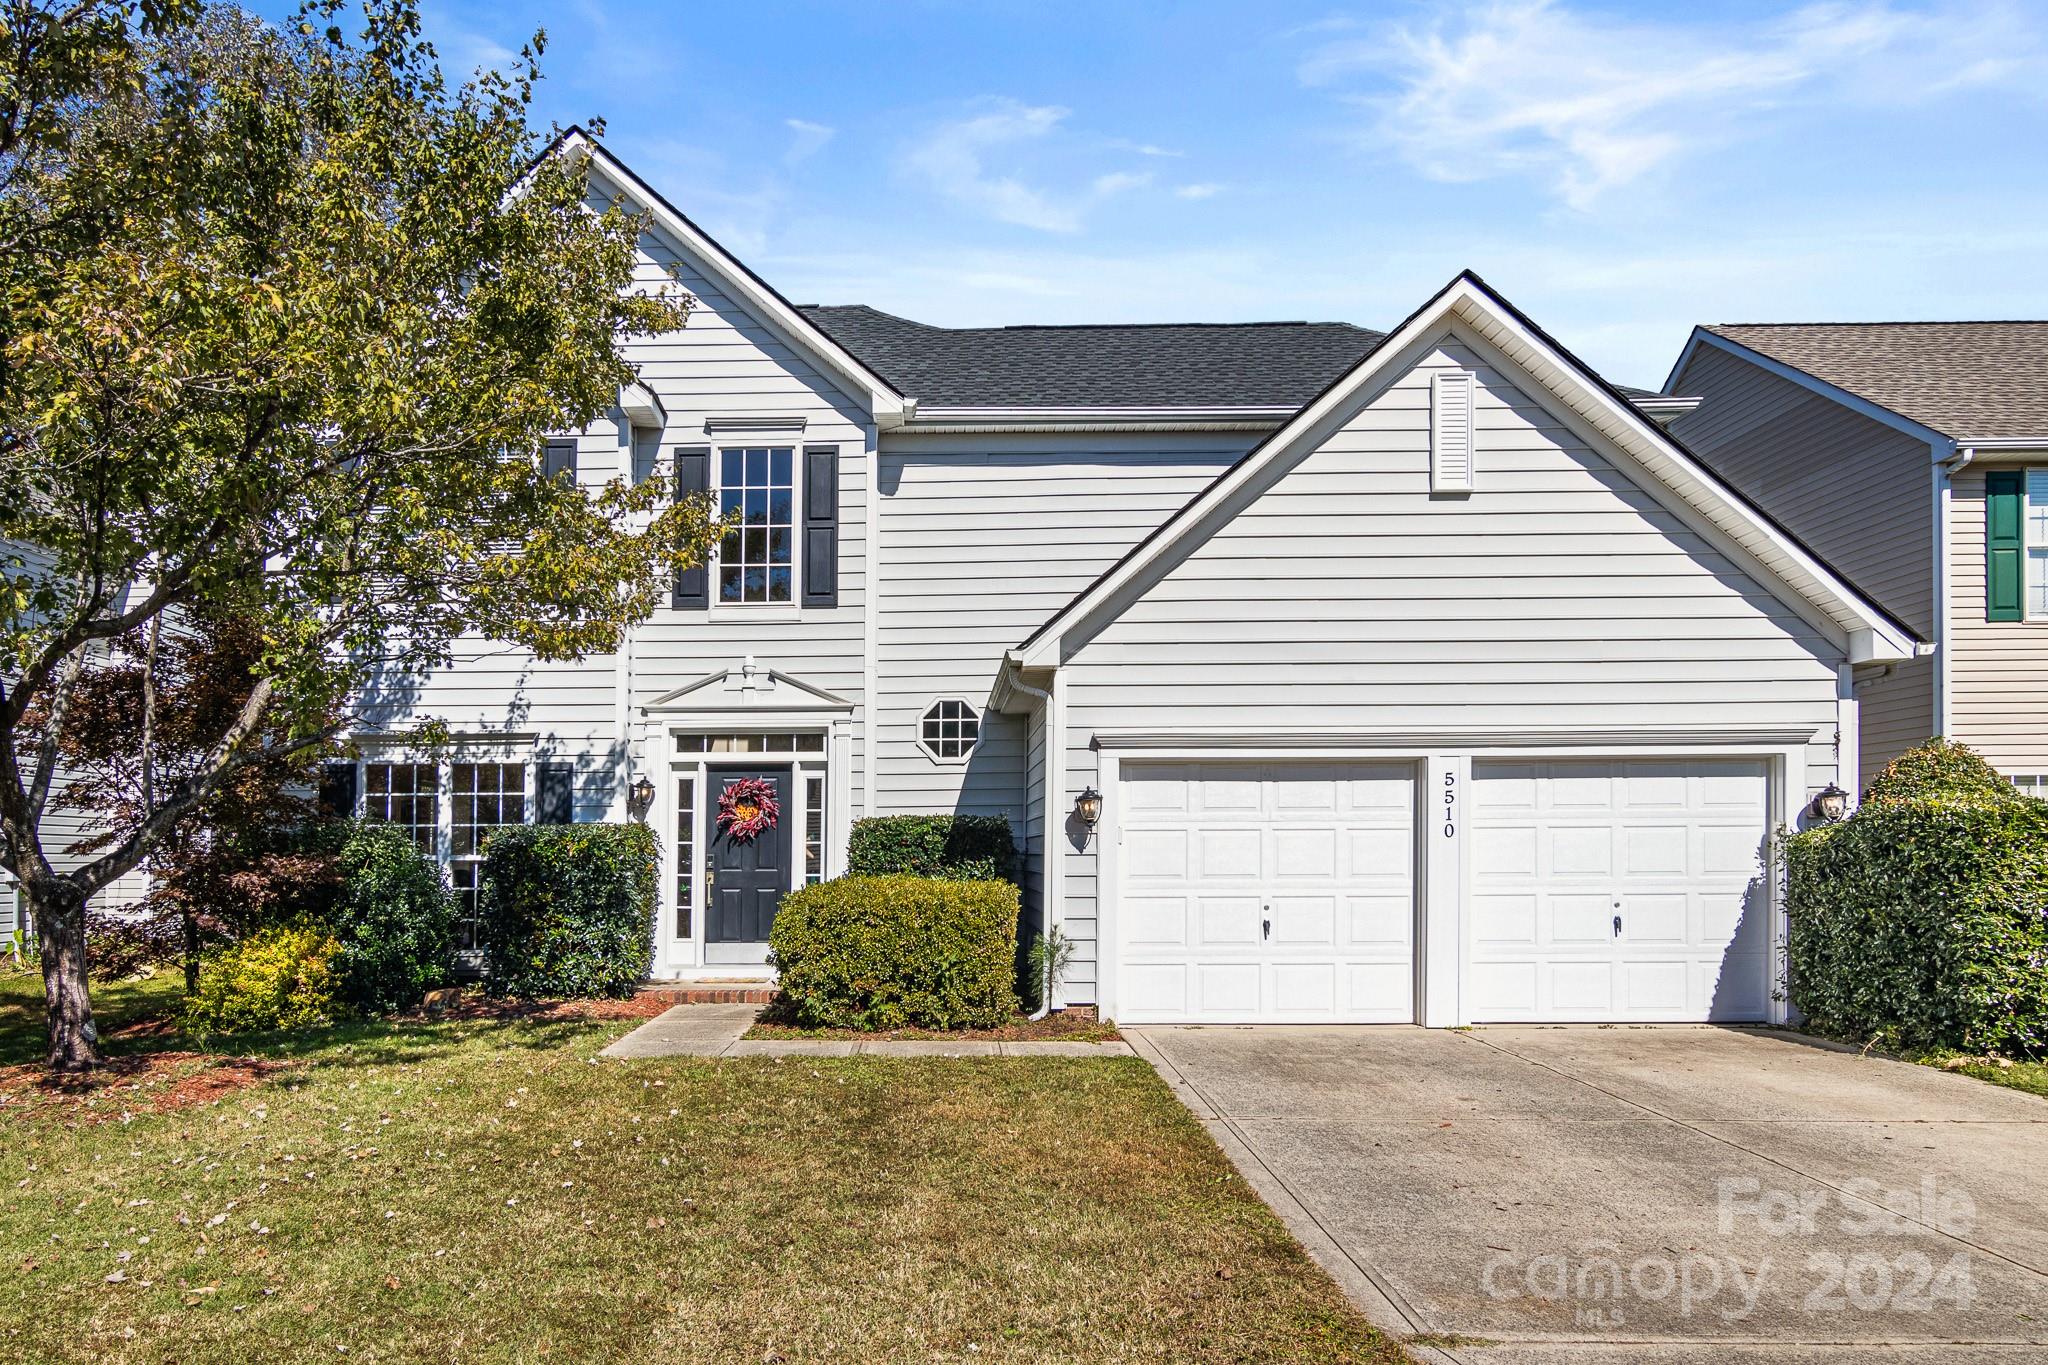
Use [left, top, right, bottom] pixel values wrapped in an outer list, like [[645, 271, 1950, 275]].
[[1693, 322, 2048, 442], [547, 128, 910, 428], [1011, 271, 1920, 672], [797, 306, 1384, 409]]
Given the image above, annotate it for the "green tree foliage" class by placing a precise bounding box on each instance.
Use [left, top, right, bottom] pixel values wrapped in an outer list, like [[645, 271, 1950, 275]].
[[0, 1, 716, 1068], [770, 875, 1022, 1031], [1785, 739, 2048, 1056]]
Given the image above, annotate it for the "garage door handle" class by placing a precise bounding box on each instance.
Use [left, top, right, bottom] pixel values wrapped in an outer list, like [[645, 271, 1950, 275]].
[[1613, 914, 1622, 938], [1263, 906, 1271, 941]]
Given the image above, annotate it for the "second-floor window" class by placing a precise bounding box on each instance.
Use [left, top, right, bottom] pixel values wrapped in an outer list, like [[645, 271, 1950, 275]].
[[2028, 470, 2048, 620], [718, 446, 794, 604]]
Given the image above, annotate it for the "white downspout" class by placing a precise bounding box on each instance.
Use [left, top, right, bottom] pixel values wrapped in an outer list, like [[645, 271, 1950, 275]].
[[1002, 668, 1058, 1020], [1934, 443, 1973, 737]]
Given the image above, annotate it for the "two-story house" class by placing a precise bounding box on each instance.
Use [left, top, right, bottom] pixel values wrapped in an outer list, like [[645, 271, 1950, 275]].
[[298, 131, 1918, 1028], [1665, 322, 2048, 793]]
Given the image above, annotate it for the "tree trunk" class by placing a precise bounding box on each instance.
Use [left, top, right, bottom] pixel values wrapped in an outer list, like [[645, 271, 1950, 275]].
[[31, 880, 101, 1071], [183, 905, 200, 995]]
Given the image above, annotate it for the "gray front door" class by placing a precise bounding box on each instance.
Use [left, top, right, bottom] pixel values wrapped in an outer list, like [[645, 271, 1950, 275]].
[[706, 767, 792, 943]]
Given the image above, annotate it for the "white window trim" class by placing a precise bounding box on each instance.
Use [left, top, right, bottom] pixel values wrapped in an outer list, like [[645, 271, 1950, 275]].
[[709, 442, 802, 613], [916, 698, 982, 765], [356, 748, 535, 879], [2024, 468, 2048, 622]]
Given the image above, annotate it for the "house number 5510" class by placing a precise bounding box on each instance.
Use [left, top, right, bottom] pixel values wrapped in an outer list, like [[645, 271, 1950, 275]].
[[1441, 769, 1458, 838]]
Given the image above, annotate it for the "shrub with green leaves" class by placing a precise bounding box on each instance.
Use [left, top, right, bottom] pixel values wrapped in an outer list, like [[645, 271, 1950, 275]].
[[846, 814, 1017, 882], [478, 823, 657, 999], [183, 922, 347, 1035], [331, 822, 454, 1014], [770, 875, 1021, 1030], [1785, 739, 2048, 1056]]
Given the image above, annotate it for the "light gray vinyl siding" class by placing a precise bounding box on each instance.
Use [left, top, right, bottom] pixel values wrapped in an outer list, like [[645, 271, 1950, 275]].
[[362, 165, 875, 818], [1669, 340, 1935, 637], [1948, 464, 2048, 774], [1020, 703, 1047, 938], [1055, 337, 1846, 1001], [872, 433, 1248, 829], [1852, 656, 1934, 790]]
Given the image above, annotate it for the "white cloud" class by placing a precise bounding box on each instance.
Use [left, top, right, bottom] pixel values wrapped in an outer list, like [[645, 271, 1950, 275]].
[[901, 100, 1174, 232], [1175, 183, 1224, 200], [1092, 170, 1154, 196], [1301, 0, 2043, 209], [901, 99, 1084, 232], [784, 119, 836, 164], [423, 6, 519, 76]]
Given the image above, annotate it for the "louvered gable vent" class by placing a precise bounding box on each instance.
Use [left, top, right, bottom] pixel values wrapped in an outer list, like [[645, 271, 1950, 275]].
[[1431, 369, 1476, 494]]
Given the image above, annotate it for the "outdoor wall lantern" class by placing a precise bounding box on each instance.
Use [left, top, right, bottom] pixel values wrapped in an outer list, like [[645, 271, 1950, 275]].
[[628, 774, 656, 822], [1074, 786, 1103, 829], [1808, 782, 1849, 824]]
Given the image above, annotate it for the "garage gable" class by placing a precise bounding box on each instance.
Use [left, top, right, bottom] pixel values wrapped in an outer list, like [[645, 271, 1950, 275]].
[[1011, 274, 1916, 673]]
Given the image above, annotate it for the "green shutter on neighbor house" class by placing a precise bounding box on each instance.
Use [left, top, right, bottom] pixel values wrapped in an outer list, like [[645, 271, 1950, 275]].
[[1986, 470, 2025, 622]]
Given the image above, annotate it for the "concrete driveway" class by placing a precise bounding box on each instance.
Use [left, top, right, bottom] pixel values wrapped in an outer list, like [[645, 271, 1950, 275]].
[[1130, 1025, 2048, 1364]]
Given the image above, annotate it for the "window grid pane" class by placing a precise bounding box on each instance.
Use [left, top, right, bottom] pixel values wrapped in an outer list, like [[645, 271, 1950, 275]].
[[716, 446, 795, 604], [675, 778, 696, 938], [919, 699, 981, 760], [451, 762, 526, 952], [804, 776, 825, 885], [362, 762, 439, 855]]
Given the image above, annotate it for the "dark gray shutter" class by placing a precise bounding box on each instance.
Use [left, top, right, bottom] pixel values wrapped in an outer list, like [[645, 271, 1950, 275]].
[[543, 437, 577, 482], [536, 762, 576, 825], [802, 444, 839, 609], [672, 446, 711, 610], [318, 761, 357, 818]]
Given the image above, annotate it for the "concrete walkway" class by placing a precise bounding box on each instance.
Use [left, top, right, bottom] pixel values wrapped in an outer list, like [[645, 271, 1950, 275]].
[[600, 1004, 1135, 1058], [1131, 1024, 2048, 1365]]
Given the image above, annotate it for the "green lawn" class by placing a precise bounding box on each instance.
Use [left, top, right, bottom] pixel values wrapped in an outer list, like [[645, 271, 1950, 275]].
[[1913, 1049, 2048, 1100], [0, 970, 1404, 1363]]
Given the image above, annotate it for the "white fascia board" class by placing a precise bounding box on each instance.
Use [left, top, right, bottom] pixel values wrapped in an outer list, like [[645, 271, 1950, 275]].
[[1666, 329, 1953, 449], [1017, 274, 1916, 670], [556, 131, 912, 429]]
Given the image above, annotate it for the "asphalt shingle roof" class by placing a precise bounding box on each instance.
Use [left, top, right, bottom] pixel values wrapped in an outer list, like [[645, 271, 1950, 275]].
[[1707, 322, 2048, 441], [798, 305, 1387, 408]]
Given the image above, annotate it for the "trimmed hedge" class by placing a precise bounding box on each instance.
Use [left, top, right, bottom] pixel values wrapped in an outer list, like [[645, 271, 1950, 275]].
[[331, 822, 454, 1014], [846, 814, 1017, 882], [183, 922, 347, 1034], [478, 823, 657, 999], [769, 875, 1021, 1030], [1785, 740, 2048, 1056]]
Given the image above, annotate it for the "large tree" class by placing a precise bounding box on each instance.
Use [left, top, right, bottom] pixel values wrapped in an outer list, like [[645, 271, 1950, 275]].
[[0, 0, 716, 1069]]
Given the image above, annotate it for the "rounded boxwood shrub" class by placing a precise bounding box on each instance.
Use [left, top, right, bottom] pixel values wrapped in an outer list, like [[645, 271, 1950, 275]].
[[846, 814, 1017, 882], [331, 821, 454, 1014], [477, 823, 656, 999], [1785, 739, 2048, 1056], [769, 875, 1021, 1030], [183, 922, 347, 1034]]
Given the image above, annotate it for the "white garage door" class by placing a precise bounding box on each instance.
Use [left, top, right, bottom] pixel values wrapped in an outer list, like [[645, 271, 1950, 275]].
[[1468, 759, 1771, 1022], [1116, 762, 1416, 1024]]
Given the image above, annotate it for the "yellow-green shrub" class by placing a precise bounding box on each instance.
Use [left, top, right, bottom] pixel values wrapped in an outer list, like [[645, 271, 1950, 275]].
[[182, 923, 347, 1034], [769, 875, 1020, 1030]]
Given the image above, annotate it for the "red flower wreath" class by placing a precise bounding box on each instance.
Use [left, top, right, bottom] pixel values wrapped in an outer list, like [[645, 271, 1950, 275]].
[[716, 776, 780, 841]]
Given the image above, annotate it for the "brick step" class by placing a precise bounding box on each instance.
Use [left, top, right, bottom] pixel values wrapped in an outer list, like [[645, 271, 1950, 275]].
[[639, 983, 779, 1005]]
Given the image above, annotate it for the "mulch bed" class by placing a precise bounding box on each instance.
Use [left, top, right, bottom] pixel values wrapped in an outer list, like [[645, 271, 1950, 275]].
[[403, 988, 678, 1025], [746, 1012, 1121, 1043], [0, 1052, 291, 1123]]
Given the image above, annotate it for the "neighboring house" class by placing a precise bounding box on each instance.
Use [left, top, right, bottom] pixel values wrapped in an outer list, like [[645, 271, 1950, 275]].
[[1665, 323, 2048, 792], [329, 130, 1915, 1027]]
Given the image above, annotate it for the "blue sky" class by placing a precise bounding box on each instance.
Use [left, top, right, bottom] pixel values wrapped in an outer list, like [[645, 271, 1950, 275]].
[[291, 1, 2047, 387]]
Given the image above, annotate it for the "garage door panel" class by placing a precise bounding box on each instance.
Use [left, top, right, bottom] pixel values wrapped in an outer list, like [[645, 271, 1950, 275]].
[[1126, 896, 1189, 947], [1470, 758, 1771, 1023], [1117, 761, 1417, 1024]]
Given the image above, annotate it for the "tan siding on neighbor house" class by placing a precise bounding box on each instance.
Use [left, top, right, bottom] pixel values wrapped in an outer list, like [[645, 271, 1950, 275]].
[[1670, 340, 1936, 637], [1948, 463, 2048, 774]]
